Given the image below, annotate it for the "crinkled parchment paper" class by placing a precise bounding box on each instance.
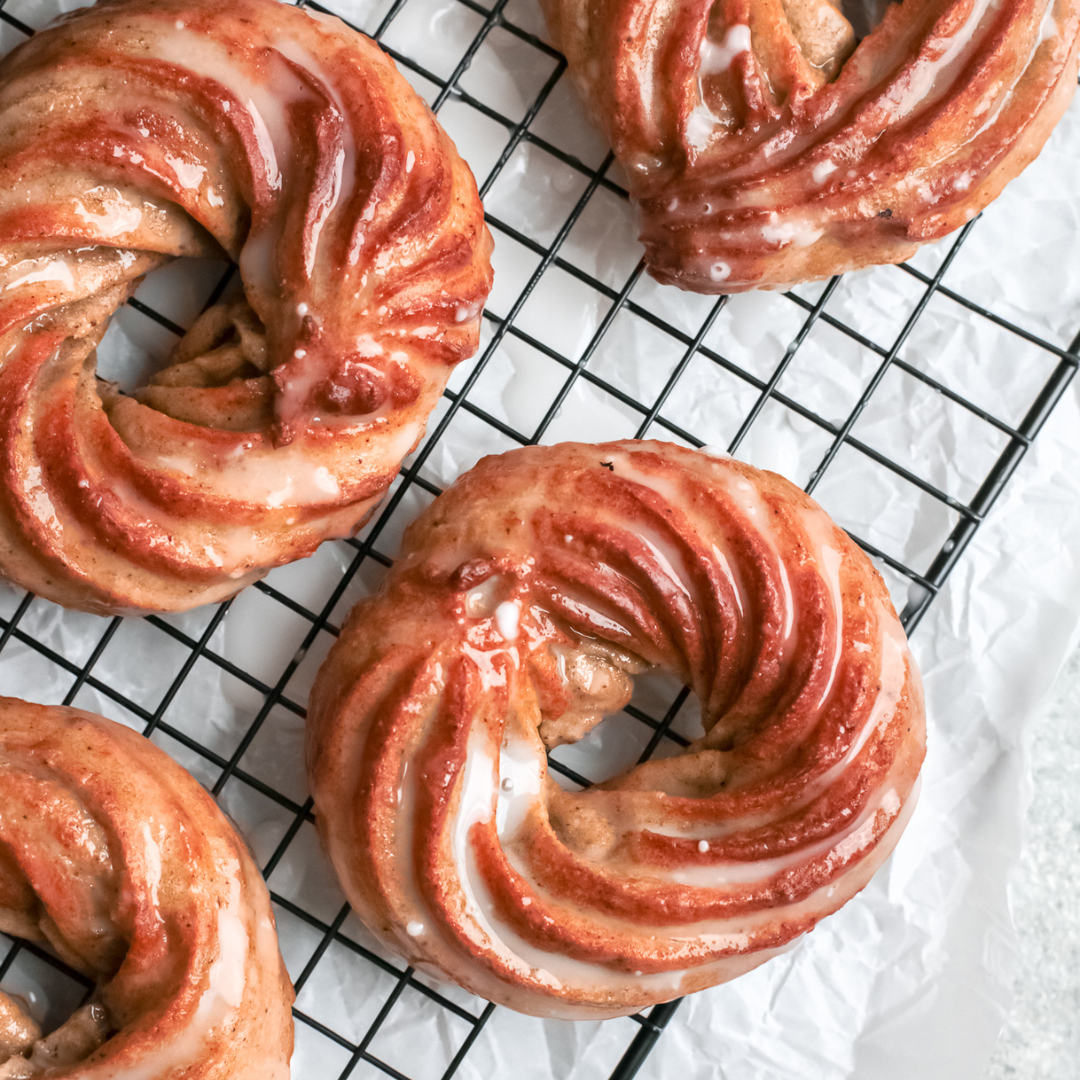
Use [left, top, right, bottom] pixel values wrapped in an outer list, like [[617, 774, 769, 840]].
[[2, 4, 1080, 1077]]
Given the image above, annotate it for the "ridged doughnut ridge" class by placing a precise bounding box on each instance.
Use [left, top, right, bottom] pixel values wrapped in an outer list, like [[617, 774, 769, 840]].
[[0, 0, 493, 613], [307, 441, 926, 1019], [0, 697, 293, 1078], [539, 0, 1080, 291]]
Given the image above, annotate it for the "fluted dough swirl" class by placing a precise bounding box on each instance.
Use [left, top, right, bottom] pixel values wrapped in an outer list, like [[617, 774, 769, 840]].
[[539, 0, 1080, 291], [0, 0, 493, 613], [307, 441, 926, 1019], [0, 697, 293, 1078]]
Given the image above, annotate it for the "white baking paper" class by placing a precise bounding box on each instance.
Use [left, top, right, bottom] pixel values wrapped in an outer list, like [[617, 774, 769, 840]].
[[2, 3, 1080, 1078]]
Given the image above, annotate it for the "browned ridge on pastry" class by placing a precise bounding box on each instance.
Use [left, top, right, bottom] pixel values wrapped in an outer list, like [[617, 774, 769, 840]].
[[0, 696, 293, 1078], [539, 0, 1080, 292], [0, 0, 493, 614], [307, 440, 926, 1018]]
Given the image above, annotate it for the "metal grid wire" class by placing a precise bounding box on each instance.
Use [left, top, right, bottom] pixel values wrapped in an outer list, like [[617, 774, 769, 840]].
[[1, 0, 1078, 1077]]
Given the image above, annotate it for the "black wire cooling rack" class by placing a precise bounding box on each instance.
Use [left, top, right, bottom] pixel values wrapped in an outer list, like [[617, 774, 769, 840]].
[[2, 0, 1080, 1077]]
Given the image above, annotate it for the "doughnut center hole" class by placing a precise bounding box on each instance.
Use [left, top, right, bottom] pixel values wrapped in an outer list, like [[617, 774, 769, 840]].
[[0, 955, 82, 1040], [93, 255, 287, 434], [838, 0, 897, 39], [95, 257, 242, 393], [0, 945, 111, 1071], [708, 0, 896, 91], [546, 668, 703, 789]]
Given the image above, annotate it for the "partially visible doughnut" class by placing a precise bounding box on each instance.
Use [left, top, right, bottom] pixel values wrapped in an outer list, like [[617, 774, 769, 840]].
[[0, 696, 293, 1078], [0, 0, 493, 614], [307, 440, 926, 1019], [538, 0, 1080, 291]]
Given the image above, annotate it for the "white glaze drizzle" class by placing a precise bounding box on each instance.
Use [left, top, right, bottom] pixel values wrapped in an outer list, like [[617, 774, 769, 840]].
[[668, 779, 902, 888], [760, 211, 825, 249], [699, 24, 752, 76], [495, 601, 521, 642], [494, 732, 544, 837], [92, 860, 251, 1080]]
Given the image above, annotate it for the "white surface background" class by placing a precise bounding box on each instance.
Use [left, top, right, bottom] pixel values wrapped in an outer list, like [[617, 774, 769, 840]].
[[987, 643, 1080, 1080], [0, 0, 1078, 1077]]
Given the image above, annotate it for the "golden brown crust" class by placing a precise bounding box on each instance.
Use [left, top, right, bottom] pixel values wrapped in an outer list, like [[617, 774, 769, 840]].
[[0, 0, 493, 614], [539, 0, 1080, 292], [0, 696, 293, 1078], [307, 440, 926, 1018]]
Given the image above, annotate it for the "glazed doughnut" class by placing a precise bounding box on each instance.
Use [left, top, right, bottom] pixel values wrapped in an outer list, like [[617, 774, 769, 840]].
[[538, 0, 1080, 292], [0, 0, 493, 614], [0, 696, 293, 1078], [307, 440, 926, 1019]]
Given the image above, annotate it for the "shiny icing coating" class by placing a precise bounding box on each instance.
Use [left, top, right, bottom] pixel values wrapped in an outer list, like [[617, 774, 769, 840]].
[[307, 440, 926, 1019], [538, 0, 1080, 292], [0, 0, 493, 614], [0, 697, 293, 1079]]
